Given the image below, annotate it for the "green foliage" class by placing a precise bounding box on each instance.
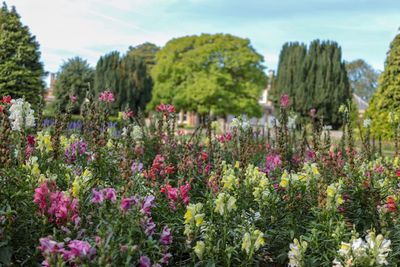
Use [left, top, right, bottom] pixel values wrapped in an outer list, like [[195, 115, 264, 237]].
[[53, 57, 94, 113], [346, 59, 380, 101], [366, 33, 400, 138], [94, 47, 153, 113], [128, 42, 160, 71], [0, 2, 46, 107], [149, 33, 266, 117], [271, 40, 351, 128]]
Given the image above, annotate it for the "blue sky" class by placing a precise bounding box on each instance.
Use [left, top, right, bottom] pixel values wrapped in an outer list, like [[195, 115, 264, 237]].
[[7, 0, 400, 77]]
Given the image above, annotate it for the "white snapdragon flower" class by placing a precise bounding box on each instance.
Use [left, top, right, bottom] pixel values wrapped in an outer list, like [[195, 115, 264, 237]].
[[363, 118, 372, 128], [8, 98, 35, 131], [287, 115, 297, 130], [288, 238, 307, 267], [131, 125, 142, 141]]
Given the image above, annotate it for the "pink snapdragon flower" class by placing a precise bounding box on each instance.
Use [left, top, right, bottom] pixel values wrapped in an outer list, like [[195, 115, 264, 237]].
[[141, 195, 155, 216], [139, 256, 151, 267], [180, 183, 191, 205], [99, 90, 115, 103], [156, 103, 175, 114], [38, 236, 64, 256], [91, 189, 104, 203], [120, 196, 139, 212], [33, 181, 79, 226], [160, 226, 172, 246], [280, 94, 289, 108], [103, 188, 117, 202]]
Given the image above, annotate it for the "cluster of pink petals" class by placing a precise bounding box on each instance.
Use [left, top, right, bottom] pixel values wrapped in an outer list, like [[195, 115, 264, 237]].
[[280, 94, 289, 108], [264, 154, 281, 173], [122, 110, 134, 120], [39, 237, 95, 266], [120, 196, 139, 212], [217, 132, 233, 143], [156, 103, 175, 114], [159, 226, 172, 246], [160, 183, 190, 210], [33, 181, 80, 226], [98, 90, 115, 103], [91, 188, 117, 203]]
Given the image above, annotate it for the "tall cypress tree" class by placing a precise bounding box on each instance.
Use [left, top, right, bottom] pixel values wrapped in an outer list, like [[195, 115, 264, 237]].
[[54, 57, 94, 113], [273, 40, 350, 128], [0, 3, 46, 107], [94, 51, 152, 112], [366, 33, 400, 137]]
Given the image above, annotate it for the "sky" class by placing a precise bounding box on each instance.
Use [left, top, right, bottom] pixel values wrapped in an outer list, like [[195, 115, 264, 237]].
[[6, 0, 400, 79]]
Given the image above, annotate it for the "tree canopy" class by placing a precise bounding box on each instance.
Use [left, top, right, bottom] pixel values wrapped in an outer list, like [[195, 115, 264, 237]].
[[366, 33, 400, 138], [149, 33, 266, 117], [94, 46, 153, 113], [346, 59, 379, 101], [271, 40, 351, 128], [0, 2, 46, 107], [53, 57, 94, 113]]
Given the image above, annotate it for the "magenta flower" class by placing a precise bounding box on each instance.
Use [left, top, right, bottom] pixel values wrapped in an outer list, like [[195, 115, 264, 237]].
[[280, 94, 289, 108], [38, 236, 64, 256], [91, 189, 104, 204], [180, 183, 190, 206], [69, 95, 77, 103], [156, 103, 175, 114], [103, 188, 117, 202], [34, 182, 50, 213], [99, 90, 115, 103], [68, 240, 95, 258], [139, 255, 151, 267], [159, 252, 172, 264], [265, 154, 281, 173], [141, 217, 156, 236], [120, 196, 139, 212], [160, 226, 172, 246], [141, 195, 155, 216]]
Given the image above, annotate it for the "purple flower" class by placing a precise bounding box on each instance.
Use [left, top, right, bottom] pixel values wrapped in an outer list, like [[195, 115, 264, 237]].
[[38, 236, 64, 255], [265, 154, 281, 173], [141, 217, 156, 236], [131, 161, 144, 174], [120, 196, 139, 212], [160, 226, 172, 246], [159, 252, 172, 264], [139, 255, 151, 267], [91, 189, 104, 204], [141, 195, 155, 216], [103, 188, 117, 202], [68, 240, 93, 258]]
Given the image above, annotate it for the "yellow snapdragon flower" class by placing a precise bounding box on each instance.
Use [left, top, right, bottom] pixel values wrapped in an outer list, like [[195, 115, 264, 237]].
[[194, 241, 205, 260]]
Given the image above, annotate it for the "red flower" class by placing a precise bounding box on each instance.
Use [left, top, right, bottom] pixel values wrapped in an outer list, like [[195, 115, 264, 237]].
[[386, 196, 397, 212], [0, 105, 3, 113], [396, 169, 400, 177], [1, 95, 11, 104]]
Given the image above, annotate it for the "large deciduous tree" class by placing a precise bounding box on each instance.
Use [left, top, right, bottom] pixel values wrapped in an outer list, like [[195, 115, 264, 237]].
[[54, 57, 94, 113], [271, 40, 351, 128], [149, 34, 266, 117], [366, 33, 400, 138], [346, 59, 379, 101], [0, 3, 46, 107]]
